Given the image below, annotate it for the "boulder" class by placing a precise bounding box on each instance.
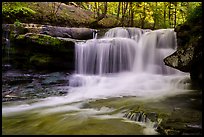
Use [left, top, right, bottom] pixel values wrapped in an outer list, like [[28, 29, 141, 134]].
[[14, 33, 75, 51], [164, 36, 201, 72], [2, 23, 98, 40], [40, 25, 97, 40], [164, 36, 202, 86], [11, 33, 75, 71], [163, 7, 202, 87]]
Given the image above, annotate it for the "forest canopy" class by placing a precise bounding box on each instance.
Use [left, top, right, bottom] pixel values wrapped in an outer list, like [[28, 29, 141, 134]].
[[2, 2, 202, 29], [77, 2, 202, 28]]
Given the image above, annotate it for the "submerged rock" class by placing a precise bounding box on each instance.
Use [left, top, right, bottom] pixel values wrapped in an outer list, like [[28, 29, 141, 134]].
[[123, 110, 161, 130], [157, 109, 202, 135], [2, 71, 70, 102]]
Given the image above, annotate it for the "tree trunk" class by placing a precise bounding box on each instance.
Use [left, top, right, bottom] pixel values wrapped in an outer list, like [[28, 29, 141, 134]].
[[164, 3, 166, 26], [174, 3, 177, 28], [130, 4, 134, 27], [153, 2, 157, 29], [54, 3, 61, 16], [128, 3, 131, 26], [94, 2, 98, 18], [169, 2, 171, 27], [141, 2, 146, 29], [121, 2, 124, 25], [117, 2, 121, 20], [91, 2, 108, 27], [121, 2, 128, 26], [96, 2, 107, 21], [50, 2, 61, 21]]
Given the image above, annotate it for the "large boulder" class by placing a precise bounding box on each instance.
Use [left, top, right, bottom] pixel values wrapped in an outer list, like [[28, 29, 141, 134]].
[[40, 25, 97, 40], [10, 33, 76, 71], [2, 23, 97, 72], [164, 20, 202, 87], [2, 23, 97, 40], [14, 33, 75, 52], [164, 36, 201, 72], [164, 5, 202, 87]]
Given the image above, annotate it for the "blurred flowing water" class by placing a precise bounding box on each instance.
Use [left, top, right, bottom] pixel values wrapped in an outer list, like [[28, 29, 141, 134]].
[[3, 27, 198, 135]]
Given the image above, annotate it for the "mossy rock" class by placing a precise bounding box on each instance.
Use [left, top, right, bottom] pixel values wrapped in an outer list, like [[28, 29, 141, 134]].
[[98, 17, 120, 28], [14, 33, 75, 56], [4, 33, 75, 71], [2, 24, 28, 37], [157, 109, 202, 135], [29, 54, 74, 71], [30, 54, 52, 66], [15, 33, 74, 47]]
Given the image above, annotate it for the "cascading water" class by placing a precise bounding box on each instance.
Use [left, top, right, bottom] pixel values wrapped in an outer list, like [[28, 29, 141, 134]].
[[2, 27, 199, 135], [132, 29, 178, 74], [2, 27, 190, 116], [3, 30, 11, 68], [75, 38, 136, 74], [66, 27, 188, 101], [75, 27, 179, 75]]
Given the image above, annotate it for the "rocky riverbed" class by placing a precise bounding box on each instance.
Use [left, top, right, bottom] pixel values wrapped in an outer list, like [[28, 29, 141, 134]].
[[2, 69, 71, 102]]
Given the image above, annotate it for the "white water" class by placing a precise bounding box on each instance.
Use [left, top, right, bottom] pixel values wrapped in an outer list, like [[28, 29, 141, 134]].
[[3, 30, 11, 68], [3, 27, 192, 116]]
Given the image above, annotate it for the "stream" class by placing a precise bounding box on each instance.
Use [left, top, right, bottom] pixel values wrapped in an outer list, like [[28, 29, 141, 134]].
[[2, 27, 202, 135]]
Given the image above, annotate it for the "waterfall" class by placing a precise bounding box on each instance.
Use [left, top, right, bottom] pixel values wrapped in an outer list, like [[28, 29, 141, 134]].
[[93, 29, 98, 39], [3, 30, 11, 69], [2, 27, 190, 115], [75, 38, 136, 74], [132, 29, 178, 74], [75, 27, 180, 75], [65, 27, 188, 101], [104, 27, 150, 42]]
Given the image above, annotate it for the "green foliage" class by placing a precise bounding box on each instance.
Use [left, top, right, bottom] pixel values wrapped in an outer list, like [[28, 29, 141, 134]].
[[30, 54, 52, 65], [2, 2, 36, 19], [79, 2, 201, 29], [14, 19, 22, 27], [186, 5, 202, 23], [2, 2, 202, 29]]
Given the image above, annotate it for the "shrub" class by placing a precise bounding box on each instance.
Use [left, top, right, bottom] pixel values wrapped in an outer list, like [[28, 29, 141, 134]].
[[186, 5, 202, 23], [2, 2, 36, 22]]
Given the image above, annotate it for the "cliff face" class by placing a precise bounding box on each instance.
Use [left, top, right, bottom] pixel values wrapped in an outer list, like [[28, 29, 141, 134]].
[[164, 6, 202, 87]]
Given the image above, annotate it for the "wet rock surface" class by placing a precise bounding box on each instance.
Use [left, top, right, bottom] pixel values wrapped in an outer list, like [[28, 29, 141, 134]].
[[41, 25, 97, 40], [121, 91, 202, 135], [2, 24, 95, 71], [2, 32, 75, 71], [2, 70, 71, 102], [163, 6, 202, 87]]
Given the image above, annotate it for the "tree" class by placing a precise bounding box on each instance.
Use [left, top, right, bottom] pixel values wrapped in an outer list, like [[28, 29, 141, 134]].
[[152, 2, 158, 29], [140, 2, 147, 28], [121, 2, 129, 26], [117, 2, 121, 20], [129, 2, 134, 26], [93, 2, 107, 21], [91, 2, 108, 27], [80, 2, 201, 28], [50, 2, 62, 19], [174, 2, 177, 28]]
